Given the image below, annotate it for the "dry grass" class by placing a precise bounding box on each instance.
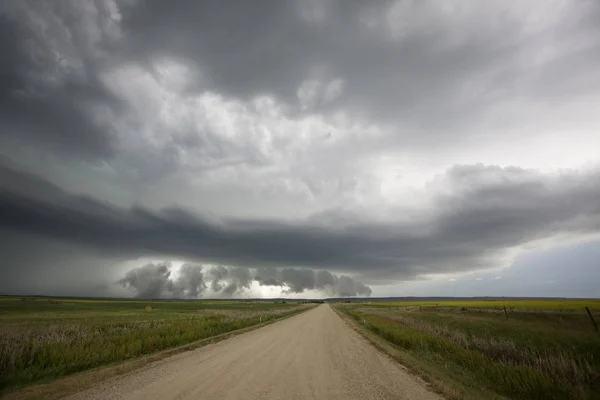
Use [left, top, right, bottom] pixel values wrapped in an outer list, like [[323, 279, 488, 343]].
[[0, 297, 307, 394], [374, 299, 600, 311], [336, 302, 600, 400]]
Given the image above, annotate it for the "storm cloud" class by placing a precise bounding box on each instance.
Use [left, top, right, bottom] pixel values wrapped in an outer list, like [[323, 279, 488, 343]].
[[1, 1, 599, 297], [118, 262, 372, 298], [2, 161, 600, 287]]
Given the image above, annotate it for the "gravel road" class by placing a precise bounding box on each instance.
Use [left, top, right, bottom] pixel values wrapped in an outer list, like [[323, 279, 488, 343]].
[[65, 304, 442, 400]]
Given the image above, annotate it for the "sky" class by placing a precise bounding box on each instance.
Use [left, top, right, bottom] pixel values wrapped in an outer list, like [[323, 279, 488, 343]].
[[1, 0, 599, 299]]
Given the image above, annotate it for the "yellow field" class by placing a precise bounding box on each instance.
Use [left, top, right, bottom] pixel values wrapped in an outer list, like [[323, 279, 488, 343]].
[[363, 300, 600, 311]]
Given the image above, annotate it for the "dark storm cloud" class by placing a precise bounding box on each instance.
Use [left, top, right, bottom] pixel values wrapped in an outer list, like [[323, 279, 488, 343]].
[[1, 1, 599, 298], [0, 230, 127, 297], [276, 269, 372, 296], [120, 0, 600, 133], [1, 0, 598, 170], [254, 267, 281, 287], [0, 2, 123, 159], [119, 261, 173, 299], [119, 262, 209, 299], [2, 162, 600, 284], [120, 0, 318, 103], [280, 268, 316, 293], [337, 275, 372, 297], [172, 263, 207, 298], [2, 0, 598, 185], [118, 262, 372, 298]]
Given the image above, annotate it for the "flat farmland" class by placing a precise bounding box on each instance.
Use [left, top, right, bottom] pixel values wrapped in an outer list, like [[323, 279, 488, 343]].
[[1, 302, 442, 400], [0, 297, 309, 395], [334, 300, 600, 400], [3, 298, 598, 400]]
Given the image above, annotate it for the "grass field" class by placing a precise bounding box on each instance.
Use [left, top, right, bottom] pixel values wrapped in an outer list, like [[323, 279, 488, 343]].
[[334, 300, 600, 400], [0, 296, 309, 393]]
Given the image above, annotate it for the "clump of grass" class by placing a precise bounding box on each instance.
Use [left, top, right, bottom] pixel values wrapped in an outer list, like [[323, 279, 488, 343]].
[[338, 303, 600, 400]]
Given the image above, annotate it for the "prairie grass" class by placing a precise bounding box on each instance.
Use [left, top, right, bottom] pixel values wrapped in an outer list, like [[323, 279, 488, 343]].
[[0, 297, 306, 393], [336, 301, 600, 400], [370, 299, 600, 311]]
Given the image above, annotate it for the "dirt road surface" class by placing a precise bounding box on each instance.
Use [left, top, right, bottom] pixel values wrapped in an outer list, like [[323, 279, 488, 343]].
[[65, 304, 442, 400]]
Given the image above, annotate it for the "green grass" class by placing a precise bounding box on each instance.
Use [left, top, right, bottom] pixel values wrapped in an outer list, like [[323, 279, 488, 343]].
[[335, 301, 600, 400], [0, 297, 307, 393]]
